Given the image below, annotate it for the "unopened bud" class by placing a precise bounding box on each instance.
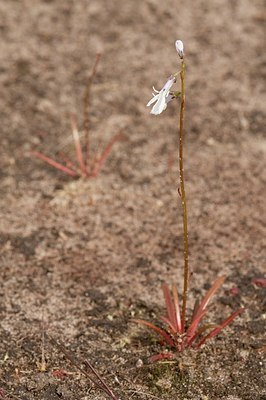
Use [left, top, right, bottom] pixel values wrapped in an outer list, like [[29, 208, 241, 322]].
[[175, 40, 184, 59]]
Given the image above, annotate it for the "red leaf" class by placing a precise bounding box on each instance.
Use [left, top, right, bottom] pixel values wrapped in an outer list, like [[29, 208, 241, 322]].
[[186, 309, 208, 341], [229, 286, 239, 296], [162, 284, 179, 332], [190, 276, 225, 328], [195, 307, 244, 348], [52, 369, 68, 380], [172, 284, 182, 333], [149, 353, 175, 362], [32, 151, 78, 177], [159, 316, 178, 334], [252, 278, 266, 288], [70, 114, 88, 176], [131, 319, 174, 348], [92, 132, 124, 177]]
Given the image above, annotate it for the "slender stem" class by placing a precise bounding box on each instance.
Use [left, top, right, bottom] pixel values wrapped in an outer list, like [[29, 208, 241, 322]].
[[83, 53, 101, 169], [178, 59, 189, 332], [32, 151, 79, 177], [47, 334, 119, 400], [70, 113, 88, 177]]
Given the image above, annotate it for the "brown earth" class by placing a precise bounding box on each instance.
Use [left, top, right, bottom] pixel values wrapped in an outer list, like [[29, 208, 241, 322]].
[[0, 0, 265, 399]]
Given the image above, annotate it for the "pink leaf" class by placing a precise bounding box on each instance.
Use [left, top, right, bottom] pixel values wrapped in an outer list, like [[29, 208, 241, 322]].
[[131, 319, 174, 348], [172, 284, 182, 333], [229, 286, 239, 296], [149, 353, 175, 362], [252, 278, 266, 288], [190, 276, 225, 328], [32, 151, 79, 177], [186, 309, 208, 341], [70, 114, 88, 176], [159, 316, 178, 335], [195, 307, 245, 348], [162, 284, 178, 331], [92, 132, 124, 177]]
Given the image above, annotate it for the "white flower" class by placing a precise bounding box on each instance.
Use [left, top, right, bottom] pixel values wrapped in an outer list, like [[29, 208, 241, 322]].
[[147, 76, 175, 115], [175, 40, 184, 58]]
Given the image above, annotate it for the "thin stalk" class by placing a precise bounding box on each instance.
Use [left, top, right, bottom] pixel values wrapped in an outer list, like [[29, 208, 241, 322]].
[[70, 114, 87, 177], [178, 59, 189, 332], [58, 151, 79, 172], [47, 334, 119, 400], [91, 131, 123, 177], [40, 325, 46, 372], [83, 53, 101, 168], [32, 151, 79, 177]]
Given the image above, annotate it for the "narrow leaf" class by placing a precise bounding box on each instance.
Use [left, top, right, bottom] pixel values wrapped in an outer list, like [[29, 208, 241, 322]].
[[191, 298, 200, 321], [92, 132, 124, 177], [187, 323, 217, 347], [70, 114, 87, 176], [191, 276, 225, 326], [186, 309, 208, 340], [172, 284, 182, 333], [162, 283, 178, 331], [159, 316, 178, 334], [32, 151, 78, 177], [149, 353, 175, 363], [195, 308, 244, 348], [131, 319, 175, 348], [58, 152, 79, 171], [251, 278, 266, 288]]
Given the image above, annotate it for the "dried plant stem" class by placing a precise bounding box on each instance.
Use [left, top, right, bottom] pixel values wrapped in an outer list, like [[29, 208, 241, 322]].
[[40, 324, 46, 372], [178, 59, 189, 332], [91, 131, 124, 177], [47, 334, 119, 400], [83, 53, 101, 167], [32, 151, 78, 177], [70, 114, 87, 176]]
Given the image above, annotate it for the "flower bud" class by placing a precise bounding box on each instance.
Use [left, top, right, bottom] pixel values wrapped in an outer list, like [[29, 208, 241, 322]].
[[175, 40, 184, 59]]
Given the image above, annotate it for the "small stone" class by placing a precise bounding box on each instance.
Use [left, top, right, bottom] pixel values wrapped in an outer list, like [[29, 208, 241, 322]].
[[136, 359, 143, 368], [206, 137, 216, 146]]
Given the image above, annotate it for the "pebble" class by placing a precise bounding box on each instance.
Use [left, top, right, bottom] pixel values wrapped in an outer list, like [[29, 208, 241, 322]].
[[136, 358, 143, 368]]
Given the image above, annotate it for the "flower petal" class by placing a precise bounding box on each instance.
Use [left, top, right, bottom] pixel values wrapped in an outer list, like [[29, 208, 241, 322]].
[[165, 94, 174, 104], [150, 93, 167, 115], [162, 76, 175, 92], [147, 94, 159, 107], [147, 76, 176, 115]]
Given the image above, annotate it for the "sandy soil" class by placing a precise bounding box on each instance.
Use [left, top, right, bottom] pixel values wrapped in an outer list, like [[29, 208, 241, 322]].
[[0, 0, 265, 399]]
